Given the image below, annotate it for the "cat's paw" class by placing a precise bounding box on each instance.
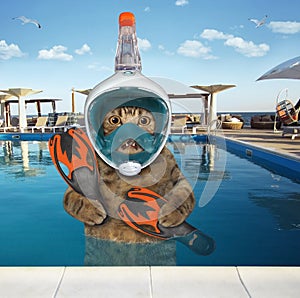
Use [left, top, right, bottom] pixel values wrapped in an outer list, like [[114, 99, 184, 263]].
[[158, 204, 190, 227], [79, 200, 107, 225], [64, 188, 107, 226]]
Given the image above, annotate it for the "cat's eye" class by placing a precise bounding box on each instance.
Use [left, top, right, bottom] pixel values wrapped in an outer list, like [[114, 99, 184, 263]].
[[139, 116, 151, 126], [109, 115, 121, 125]]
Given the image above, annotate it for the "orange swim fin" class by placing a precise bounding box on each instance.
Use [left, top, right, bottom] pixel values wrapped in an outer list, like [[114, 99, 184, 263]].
[[118, 186, 215, 255], [49, 128, 215, 255], [48, 127, 101, 201]]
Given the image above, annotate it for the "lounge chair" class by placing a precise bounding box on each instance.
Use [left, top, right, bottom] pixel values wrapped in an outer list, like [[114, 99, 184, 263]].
[[193, 125, 209, 134], [46, 115, 69, 132], [0, 117, 19, 132], [0, 125, 18, 133], [171, 116, 187, 134], [25, 116, 48, 133], [282, 126, 299, 140], [70, 115, 85, 128]]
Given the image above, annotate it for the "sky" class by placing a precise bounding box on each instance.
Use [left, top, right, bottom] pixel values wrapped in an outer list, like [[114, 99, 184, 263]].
[[1, 0, 300, 115]]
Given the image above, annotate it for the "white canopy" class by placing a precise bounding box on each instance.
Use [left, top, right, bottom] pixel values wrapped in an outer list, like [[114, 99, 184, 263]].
[[0, 88, 42, 131]]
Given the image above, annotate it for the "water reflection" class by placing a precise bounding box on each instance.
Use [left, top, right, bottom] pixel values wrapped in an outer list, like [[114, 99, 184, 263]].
[[84, 237, 177, 266], [0, 141, 52, 178], [250, 190, 300, 230], [170, 142, 230, 208], [171, 142, 230, 181], [197, 144, 230, 181]]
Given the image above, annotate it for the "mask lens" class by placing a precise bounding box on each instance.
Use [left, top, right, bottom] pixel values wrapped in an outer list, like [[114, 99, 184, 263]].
[[86, 87, 171, 173]]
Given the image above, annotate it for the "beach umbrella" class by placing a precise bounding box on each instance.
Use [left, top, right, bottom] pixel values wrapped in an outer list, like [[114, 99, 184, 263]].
[[71, 88, 91, 113], [191, 84, 236, 127], [74, 89, 91, 96], [0, 88, 42, 131], [257, 56, 300, 130], [257, 56, 300, 81]]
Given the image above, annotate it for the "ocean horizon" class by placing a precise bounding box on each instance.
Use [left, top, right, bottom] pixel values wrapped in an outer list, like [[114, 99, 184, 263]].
[[173, 111, 275, 128]]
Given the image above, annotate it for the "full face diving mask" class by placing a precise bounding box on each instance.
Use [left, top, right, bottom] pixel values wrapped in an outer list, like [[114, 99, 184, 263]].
[[85, 71, 172, 176]]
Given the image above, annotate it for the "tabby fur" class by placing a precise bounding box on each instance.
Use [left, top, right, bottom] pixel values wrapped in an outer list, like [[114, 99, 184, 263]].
[[63, 107, 195, 243]]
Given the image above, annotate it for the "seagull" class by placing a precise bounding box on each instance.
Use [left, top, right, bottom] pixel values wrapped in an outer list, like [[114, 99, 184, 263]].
[[12, 16, 41, 29], [248, 15, 267, 28]]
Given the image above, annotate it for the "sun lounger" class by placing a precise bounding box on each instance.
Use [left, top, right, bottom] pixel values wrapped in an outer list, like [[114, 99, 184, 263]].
[[171, 116, 187, 134], [282, 126, 299, 140], [69, 115, 85, 128], [0, 116, 19, 132], [25, 116, 48, 133], [0, 126, 18, 133], [46, 115, 69, 132], [192, 125, 207, 134]]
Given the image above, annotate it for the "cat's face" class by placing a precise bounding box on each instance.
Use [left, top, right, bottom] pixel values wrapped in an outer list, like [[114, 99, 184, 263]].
[[102, 106, 155, 154]]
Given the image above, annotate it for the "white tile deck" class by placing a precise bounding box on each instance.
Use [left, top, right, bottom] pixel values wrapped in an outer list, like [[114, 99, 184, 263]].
[[151, 267, 248, 298], [1, 266, 300, 298], [56, 267, 151, 298], [0, 267, 64, 298], [238, 267, 300, 298]]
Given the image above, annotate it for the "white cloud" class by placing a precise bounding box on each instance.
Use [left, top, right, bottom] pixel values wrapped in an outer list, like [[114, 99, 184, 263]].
[[175, 0, 188, 6], [38, 45, 73, 61], [144, 6, 150, 12], [75, 43, 92, 55], [158, 45, 174, 56], [177, 40, 216, 59], [0, 40, 25, 60], [224, 37, 269, 57], [200, 29, 233, 40], [200, 28, 270, 57], [137, 38, 151, 51], [267, 21, 300, 34]]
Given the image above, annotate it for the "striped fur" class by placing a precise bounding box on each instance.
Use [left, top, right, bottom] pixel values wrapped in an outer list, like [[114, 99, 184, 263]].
[[103, 106, 155, 135], [63, 107, 195, 243]]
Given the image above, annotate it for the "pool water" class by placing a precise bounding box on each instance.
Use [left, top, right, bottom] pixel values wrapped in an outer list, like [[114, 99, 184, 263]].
[[0, 140, 300, 266]]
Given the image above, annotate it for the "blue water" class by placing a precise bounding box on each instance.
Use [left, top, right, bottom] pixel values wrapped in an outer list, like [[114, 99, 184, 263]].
[[174, 143, 300, 266], [0, 140, 300, 266], [0, 141, 85, 266]]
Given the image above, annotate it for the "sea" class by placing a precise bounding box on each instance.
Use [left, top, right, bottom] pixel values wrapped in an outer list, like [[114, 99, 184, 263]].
[[218, 111, 275, 128]]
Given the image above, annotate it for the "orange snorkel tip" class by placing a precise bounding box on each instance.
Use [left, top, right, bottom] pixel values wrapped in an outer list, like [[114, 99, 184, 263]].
[[119, 12, 135, 27]]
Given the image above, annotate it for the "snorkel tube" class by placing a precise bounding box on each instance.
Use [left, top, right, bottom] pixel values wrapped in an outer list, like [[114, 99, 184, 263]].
[[85, 12, 171, 176]]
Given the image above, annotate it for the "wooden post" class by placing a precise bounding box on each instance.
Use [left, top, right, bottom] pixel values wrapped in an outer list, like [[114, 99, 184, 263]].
[[72, 89, 75, 113]]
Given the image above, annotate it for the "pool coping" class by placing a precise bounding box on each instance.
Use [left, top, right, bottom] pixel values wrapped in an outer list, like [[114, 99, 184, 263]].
[[1, 266, 300, 297], [221, 136, 300, 182], [0, 132, 54, 141]]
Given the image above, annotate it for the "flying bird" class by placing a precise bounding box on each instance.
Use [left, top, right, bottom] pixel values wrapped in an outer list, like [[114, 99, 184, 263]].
[[248, 15, 267, 28], [12, 16, 41, 29]]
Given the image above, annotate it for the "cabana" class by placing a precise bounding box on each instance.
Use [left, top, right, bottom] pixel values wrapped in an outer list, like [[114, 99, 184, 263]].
[[0, 88, 42, 132], [191, 84, 236, 129], [150, 78, 209, 132], [0, 97, 62, 131]]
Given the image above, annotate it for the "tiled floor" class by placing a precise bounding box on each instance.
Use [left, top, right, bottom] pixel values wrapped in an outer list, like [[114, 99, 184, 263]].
[[1, 266, 300, 297]]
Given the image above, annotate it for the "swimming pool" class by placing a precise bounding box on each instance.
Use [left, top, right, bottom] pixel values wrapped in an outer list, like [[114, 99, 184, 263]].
[[0, 139, 299, 266]]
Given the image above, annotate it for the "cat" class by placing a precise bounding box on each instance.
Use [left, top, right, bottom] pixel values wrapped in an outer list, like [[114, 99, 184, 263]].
[[63, 106, 195, 243]]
